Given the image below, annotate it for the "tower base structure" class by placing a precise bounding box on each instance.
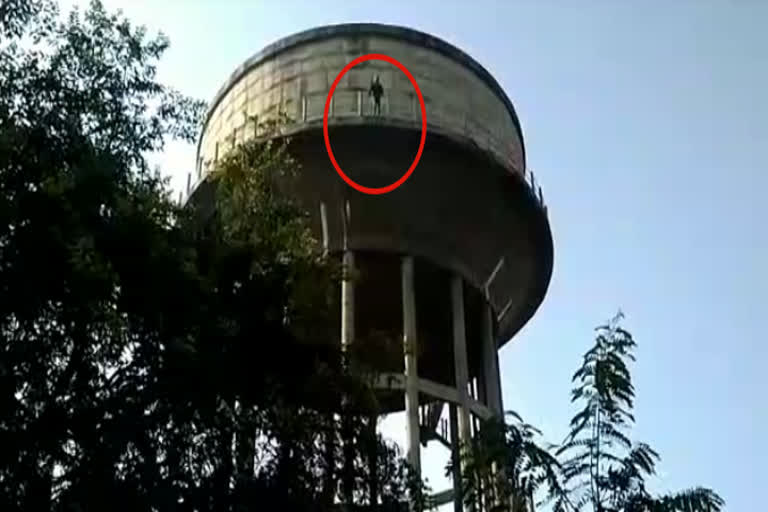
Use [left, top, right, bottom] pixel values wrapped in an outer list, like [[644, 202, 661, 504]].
[[337, 239, 506, 511]]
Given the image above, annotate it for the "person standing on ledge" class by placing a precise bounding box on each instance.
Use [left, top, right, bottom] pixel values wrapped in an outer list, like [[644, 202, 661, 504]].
[[369, 75, 384, 116]]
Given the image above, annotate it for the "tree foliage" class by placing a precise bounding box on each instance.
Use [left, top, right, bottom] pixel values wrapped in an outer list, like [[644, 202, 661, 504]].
[[455, 413, 571, 512], [556, 312, 724, 512], [192, 119, 430, 510], [1, 1, 205, 508], [0, 1, 425, 511], [0, 0, 55, 38], [457, 312, 724, 512]]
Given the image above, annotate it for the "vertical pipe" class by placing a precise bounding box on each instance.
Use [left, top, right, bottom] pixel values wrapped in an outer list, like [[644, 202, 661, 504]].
[[402, 256, 421, 473]]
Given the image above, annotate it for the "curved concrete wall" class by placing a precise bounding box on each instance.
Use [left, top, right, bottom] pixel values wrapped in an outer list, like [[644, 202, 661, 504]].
[[195, 25, 525, 184]]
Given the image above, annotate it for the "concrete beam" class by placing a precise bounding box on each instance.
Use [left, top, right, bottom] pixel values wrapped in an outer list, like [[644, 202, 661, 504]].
[[484, 256, 505, 298], [372, 373, 466, 409], [431, 488, 456, 508], [468, 398, 494, 421], [497, 296, 514, 323], [418, 378, 459, 404]]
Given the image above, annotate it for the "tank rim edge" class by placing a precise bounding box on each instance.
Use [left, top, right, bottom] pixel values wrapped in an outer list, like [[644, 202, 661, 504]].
[[195, 23, 527, 171]]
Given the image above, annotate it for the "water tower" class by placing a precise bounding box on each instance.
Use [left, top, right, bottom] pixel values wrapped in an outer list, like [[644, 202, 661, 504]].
[[185, 23, 552, 511]]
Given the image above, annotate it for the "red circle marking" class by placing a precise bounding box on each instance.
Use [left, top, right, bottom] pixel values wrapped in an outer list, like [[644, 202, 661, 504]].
[[323, 53, 427, 195]]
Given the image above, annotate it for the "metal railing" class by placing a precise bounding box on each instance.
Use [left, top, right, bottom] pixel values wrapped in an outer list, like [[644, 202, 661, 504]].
[[524, 167, 547, 215], [180, 164, 549, 217], [179, 93, 548, 217]]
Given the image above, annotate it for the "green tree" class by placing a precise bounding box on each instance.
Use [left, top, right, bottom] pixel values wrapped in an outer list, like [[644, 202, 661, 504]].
[[1, 1, 428, 510], [1, 0, 205, 508], [192, 116, 430, 510], [0, 0, 52, 38], [456, 413, 571, 512], [456, 312, 724, 512], [557, 312, 724, 512]]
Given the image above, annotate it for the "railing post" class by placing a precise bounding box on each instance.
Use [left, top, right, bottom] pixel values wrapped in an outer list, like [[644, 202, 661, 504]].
[[357, 90, 363, 116]]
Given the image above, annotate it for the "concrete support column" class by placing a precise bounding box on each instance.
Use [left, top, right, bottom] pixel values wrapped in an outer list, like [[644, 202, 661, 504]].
[[451, 275, 472, 443], [481, 302, 503, 416], [368, 414, 379, 506], [451, 275, 473, 512], [341, 250, 355, 349], [481, 302, 505, 511], [341, 200, 354, 350], [340, 202, 355, 504], [449, 403, 463, 512], [340, 249, 355, 504], [402, 256, 421, 473], [321, 414, 336, 507]]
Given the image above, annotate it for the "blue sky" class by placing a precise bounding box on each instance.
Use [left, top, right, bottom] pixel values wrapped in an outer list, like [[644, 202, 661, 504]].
[[62, 1, 765, 509]]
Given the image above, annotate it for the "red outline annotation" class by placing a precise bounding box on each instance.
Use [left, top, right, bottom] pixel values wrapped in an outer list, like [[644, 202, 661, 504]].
[[323, 54, 427, 195]]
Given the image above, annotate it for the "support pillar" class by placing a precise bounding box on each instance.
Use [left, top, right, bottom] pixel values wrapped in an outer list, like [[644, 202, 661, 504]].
[[340, 202, 355, 505], [481, 302, 503, 416], [368, 414, 379, 507], [340, 199, 354, 351], [451, 275, 471, 442], [402, 256, 421, 473], [449, 403, 463, 512], [481, 302, 506, 510], [341, 250, 355, 349], [321, 415, 336, 507], [451, 275, 472, 512]]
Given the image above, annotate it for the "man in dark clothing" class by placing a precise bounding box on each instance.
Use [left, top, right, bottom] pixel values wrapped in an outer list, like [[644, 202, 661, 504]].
[[369, 75, 384, 116]]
